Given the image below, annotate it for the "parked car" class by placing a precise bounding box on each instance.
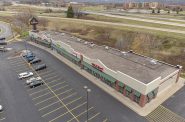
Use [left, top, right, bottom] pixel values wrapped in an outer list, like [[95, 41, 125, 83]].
[[21, 50, 32, 57], [35, 64, 47, 71], [30, 58, 41, 64], [26, 77, 41, 85], [18, 72, 33, 79], [0, 41, 7, 45], [26, 56, 35, 62], [29, 80, 44, 88], [0, 105, 3, 111]]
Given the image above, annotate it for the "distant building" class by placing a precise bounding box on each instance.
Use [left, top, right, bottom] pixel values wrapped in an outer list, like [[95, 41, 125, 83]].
[[67, 2, 85, 7], [124, 2, 163, 9], [165, 4, 185, 11]]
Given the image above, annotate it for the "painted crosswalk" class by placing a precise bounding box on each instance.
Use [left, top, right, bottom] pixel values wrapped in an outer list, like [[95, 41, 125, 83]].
[[146, 105, 185, 122]]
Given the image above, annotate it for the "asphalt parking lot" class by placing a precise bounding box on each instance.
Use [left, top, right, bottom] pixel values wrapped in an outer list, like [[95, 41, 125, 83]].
[[0, 41, 148, 122], [8, 55, 108, 122]]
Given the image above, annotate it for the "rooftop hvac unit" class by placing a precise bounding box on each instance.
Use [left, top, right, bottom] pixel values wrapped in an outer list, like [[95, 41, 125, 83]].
[[121, 51, 127, 55], [105, 46, 109, 50], [90, 44, 95, 47], [77, 38, 81, 42], [84, 41, 88, 45], [150, 59, 157, 65]]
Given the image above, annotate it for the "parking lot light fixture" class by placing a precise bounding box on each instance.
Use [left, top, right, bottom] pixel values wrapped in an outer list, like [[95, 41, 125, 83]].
[[84, 86, 91, 122]]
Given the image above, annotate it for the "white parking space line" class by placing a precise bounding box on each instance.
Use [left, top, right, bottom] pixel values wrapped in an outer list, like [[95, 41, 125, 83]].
[[48, 102, 87, 122], [43, 75, 59, 81], [67, 107, 94, 122], [12, 63, 27, 68], [46, 78, 62, 85], [32, 91, 52, 100], [14, 68, 30, 73], [9, 60, 25, 65], [42, 98, 86, 118], [35, 89, 74, 106], [29, 87, 49, 96], [52, 85, 69, 92], [48, 81, 66, 88], [39, 72, 57, 78], [32, 85, 69, 100], [36, 92, 74, 106], [13, 67, 29, 72], [39, 96, 82, 111], [85, 112, 101, 122], [38, 70, 55, 76]]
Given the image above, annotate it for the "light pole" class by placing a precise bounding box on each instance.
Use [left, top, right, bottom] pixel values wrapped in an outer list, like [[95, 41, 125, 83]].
[[84, 86, 91, 122]]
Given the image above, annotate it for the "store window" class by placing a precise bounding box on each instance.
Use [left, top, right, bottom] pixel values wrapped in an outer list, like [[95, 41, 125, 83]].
[[147, 92, 154, 102], [125, 86, 132, 97], [134, 91, 141, 103], [118, 82, 124, 93]]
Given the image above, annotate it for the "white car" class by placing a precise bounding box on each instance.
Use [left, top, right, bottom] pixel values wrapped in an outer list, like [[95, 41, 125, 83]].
[[0, 105, 3, 111], [18, 72, 34, 79], [26, 77, 41, 85]]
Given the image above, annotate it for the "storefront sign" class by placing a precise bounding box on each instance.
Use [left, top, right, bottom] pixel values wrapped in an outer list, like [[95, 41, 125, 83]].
[[72, 51, 80, 57], [92, 63, 104, 72]]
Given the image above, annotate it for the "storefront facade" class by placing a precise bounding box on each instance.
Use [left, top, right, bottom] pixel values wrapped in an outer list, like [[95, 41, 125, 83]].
[[29, 32, 181, 107]]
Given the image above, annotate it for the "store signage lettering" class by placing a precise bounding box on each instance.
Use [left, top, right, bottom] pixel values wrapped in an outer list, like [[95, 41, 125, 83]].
[[72, 51, 80, 57], [92, 63, 104, 72]]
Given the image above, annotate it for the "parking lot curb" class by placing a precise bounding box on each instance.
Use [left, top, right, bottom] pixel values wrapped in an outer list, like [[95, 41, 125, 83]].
[[28, 41, 185, 117]]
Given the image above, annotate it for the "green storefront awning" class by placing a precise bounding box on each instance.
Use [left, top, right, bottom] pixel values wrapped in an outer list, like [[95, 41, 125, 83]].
[[118, 82, 124, 87], [135, 91, 141, 97], [147, 92, 153, 99], [125, 86, 132, 92], [83, 61, 117, 84]]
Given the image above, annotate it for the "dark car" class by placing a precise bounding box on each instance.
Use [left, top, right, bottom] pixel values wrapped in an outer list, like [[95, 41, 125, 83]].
[[0, 41, 7, 45], [22, 50, 32, 57], [25, 52, 35, 58], [35, 64, 47, 71], [26, 56, 35, 62], [29, 80, 44, 88], [30, 58, 41, 64]]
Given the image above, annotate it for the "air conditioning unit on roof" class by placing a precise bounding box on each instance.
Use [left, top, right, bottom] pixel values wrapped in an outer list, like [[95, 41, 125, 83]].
[[150, 59, 157, 65], [105, 46, 109, 50], [84, 41, 88, 45]]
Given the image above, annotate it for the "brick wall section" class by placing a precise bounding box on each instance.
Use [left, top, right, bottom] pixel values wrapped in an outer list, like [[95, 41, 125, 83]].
[[139, 95, 147, 107]]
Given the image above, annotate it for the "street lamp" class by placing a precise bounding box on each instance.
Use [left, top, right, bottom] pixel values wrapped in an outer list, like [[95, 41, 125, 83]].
[[84, 86, 91, 122]]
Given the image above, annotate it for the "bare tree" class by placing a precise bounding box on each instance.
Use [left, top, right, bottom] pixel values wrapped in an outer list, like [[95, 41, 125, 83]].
[[52, 21, 61, 32], [115, 33, 134, 50], [12, 10, 34, 35]]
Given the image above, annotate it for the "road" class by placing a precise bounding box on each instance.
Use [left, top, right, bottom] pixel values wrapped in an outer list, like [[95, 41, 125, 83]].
[[0, 22, 12, 39], [85, 11, 185, 27], [38, 15, 185, 35], [103, 11, 185, 23]]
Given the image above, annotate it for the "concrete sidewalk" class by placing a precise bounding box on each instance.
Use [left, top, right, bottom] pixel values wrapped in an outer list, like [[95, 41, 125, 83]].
[[28, 41, 185, 116]]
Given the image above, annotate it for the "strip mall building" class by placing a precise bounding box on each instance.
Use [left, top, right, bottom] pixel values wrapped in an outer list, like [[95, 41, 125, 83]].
[[29, 31, 182, 108]]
